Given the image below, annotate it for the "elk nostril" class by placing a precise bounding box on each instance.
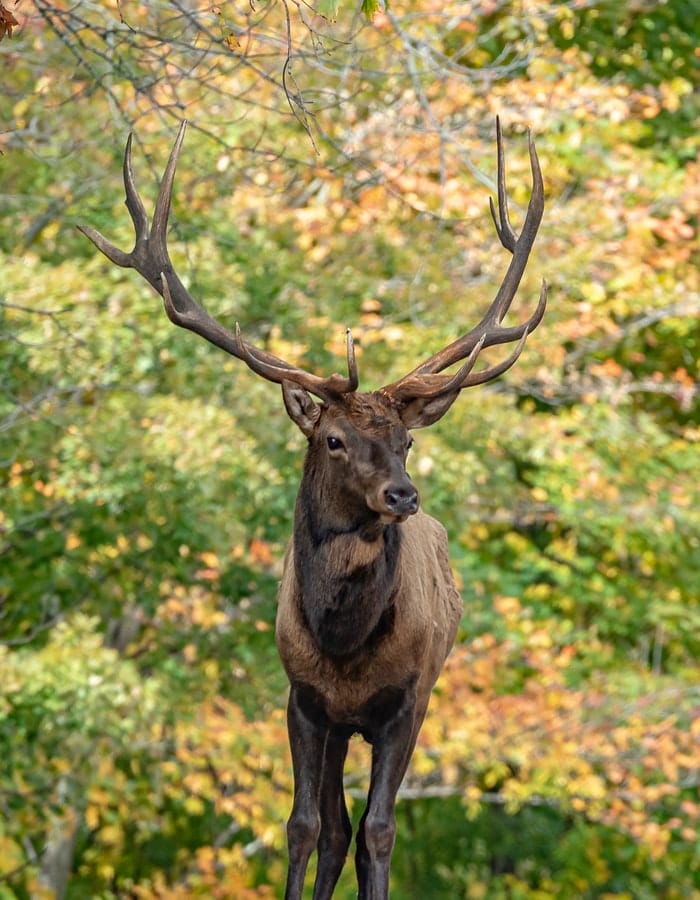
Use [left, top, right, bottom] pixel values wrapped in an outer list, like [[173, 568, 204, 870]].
[[384, 488, 419, 513]]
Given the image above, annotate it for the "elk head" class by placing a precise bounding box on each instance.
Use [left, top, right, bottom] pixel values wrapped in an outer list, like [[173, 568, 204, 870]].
[[78, 119, 546, 524], [284, 384, 418, 535]]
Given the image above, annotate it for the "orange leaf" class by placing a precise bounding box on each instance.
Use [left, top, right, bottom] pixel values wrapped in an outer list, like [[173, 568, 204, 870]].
[[0, 2, 18, 40], [249, 538, 274, 566]]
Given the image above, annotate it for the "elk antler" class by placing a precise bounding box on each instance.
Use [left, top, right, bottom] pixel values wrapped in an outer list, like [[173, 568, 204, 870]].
[[78, 121, 358, 400], [380, 117, 547, 403]]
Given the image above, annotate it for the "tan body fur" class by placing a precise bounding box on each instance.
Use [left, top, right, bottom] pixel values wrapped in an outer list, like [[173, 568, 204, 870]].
[[276, 509, 462, 723]]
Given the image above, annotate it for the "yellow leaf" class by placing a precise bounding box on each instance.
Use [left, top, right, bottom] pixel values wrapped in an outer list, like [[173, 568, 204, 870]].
[[199, 551, 220, 569], [65, 532, 81, 551], [184, 796, 206, 815], [98, 824, 123, 847], [203, 660, 219, 680], [85, 804, 101, 830]]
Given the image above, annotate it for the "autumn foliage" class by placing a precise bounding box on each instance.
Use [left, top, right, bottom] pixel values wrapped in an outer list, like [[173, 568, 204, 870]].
[[0, 2, 18, 41], [1, 1, 699, 897]]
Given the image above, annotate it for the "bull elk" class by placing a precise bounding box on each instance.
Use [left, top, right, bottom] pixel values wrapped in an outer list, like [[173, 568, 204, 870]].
[[79, 118, 545, 899]]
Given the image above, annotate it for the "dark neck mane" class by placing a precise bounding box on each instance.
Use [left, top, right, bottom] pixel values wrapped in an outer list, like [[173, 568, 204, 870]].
[[293, 476, 401, 659]]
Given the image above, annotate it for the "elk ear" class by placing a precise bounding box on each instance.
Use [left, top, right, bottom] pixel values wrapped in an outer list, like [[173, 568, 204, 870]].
[[398, 391, 460, 430], [282, 381, 322, 436]]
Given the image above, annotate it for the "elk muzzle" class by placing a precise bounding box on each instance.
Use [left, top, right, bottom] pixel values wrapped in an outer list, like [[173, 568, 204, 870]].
[[368, 476, 420, 522]]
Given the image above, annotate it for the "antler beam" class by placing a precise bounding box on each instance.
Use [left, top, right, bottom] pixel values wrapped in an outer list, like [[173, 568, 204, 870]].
[[380, 117, 547, 403], [78, 121, 358, 400]]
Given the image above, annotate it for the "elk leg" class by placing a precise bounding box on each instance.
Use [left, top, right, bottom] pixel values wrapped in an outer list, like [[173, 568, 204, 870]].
[[356, 690, 423, 900], [312, 729, 352, 900], [284, 684, 328, 900]]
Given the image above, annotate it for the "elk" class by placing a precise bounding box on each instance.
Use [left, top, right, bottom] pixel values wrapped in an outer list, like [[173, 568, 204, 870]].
[[79, 118, 545, 899]]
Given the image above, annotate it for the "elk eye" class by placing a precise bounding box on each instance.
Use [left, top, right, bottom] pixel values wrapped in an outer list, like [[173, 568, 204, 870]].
[[327, 436, 345, 451]]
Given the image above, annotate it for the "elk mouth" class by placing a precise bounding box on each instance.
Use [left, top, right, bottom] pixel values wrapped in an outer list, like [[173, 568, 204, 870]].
[[378, 511, 412, 524]]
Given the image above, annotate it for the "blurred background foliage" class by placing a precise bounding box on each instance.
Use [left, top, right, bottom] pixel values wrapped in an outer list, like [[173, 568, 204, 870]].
[[1, 0, 698, 897]]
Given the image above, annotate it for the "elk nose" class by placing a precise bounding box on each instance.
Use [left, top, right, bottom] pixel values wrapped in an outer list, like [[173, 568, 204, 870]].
[[384, 486, 419, 516]]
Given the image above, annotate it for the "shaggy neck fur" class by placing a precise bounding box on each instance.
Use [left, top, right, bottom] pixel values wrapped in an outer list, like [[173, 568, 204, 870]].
[[293, 455, 401, 659]]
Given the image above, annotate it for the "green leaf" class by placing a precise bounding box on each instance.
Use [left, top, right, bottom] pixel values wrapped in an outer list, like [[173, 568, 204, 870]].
[[317, 0, 340, 19], [362, 0, 384, 17]]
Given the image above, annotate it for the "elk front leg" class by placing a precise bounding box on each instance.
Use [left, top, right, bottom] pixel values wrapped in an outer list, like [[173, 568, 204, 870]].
[[355, 685, 422, 900], [284, 684, 329, 900], [312, 729, 352, 900]]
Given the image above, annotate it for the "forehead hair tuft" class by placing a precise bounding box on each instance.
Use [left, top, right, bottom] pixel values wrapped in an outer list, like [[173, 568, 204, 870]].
[[323, 391, 403, 435]]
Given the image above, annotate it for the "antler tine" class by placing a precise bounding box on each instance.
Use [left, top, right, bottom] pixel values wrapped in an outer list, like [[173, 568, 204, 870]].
[[123, 132, 150, 243], [458, 312, 537, 387], [381, 336, 486, 402], [77, 222, 132, 270], [226, 322, 359, 398], [380, 119, 546, 403], [489, 116, 518, 253], [483, 122, 544, 330], [151, 124, 186, 243], [345, 328, 359, 391], [80, 124, 360, 401]]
